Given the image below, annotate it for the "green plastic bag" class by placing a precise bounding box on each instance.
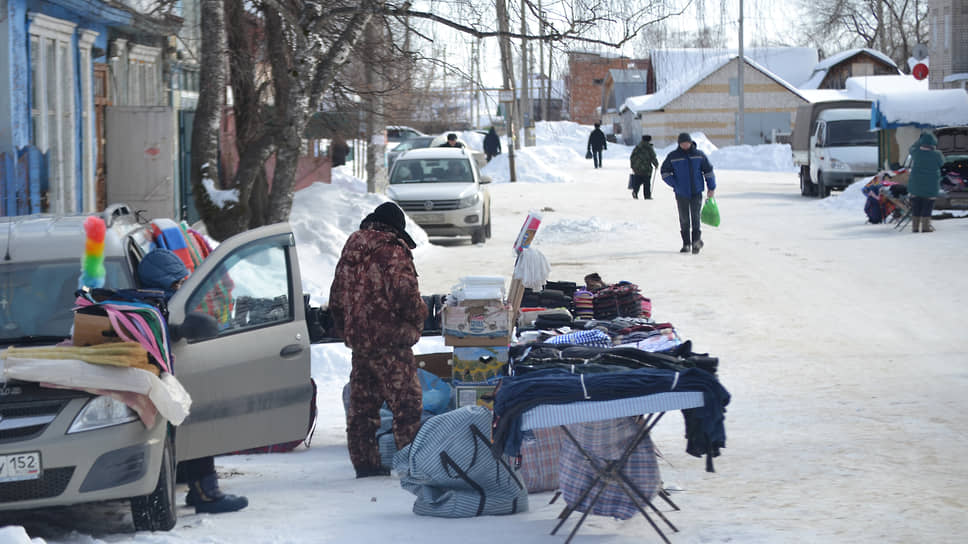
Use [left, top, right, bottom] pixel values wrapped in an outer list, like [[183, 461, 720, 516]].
[[701, 197, 721, 227]]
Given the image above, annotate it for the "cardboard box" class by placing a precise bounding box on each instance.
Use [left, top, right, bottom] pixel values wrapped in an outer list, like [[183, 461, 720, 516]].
[[443, 334, 509, 347], [415, 352, 452, 379], [72, 311, 122, 346], [452, 346, 508, 383], [456, 384, 497, 410], [442, 299, 512, 338]]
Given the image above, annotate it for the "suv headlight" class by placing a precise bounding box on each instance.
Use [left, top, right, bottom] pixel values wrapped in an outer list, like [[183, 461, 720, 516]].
[[830, 158, 850, 170], [458, 193, 481, 208], [68, 396, 140, 433]]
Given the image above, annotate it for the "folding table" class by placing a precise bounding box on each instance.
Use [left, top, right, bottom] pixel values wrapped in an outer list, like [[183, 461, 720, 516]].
[[520, 391, 705, 544]]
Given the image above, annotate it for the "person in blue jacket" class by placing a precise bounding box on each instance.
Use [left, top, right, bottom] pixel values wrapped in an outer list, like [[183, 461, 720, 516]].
[[660, 132, 716, 254]]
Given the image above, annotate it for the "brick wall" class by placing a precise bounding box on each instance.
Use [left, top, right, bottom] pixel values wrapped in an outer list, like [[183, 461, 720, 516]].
[[567, 53, 650, 125]]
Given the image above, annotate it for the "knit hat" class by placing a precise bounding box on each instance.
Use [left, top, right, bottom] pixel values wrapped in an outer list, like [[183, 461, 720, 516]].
[[446, 133, 458, 141], [138, 248, 189, 290], [642, 135, 652, 142], [361, 202, 416, 249], [677, 132, 692, 144]]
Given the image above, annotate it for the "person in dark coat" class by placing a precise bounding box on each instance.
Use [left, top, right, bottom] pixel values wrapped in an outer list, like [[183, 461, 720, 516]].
[[660, 132, 716, 254], [587, 122, 607, 168], [629, 134, 659, 199], [329, 202, 428, 478], [483, 127, 502, 162], [137, 249, 249, 514], [330, 135, 350, 167], [906, 131, 946, 233], [439, 133, 465, 148]]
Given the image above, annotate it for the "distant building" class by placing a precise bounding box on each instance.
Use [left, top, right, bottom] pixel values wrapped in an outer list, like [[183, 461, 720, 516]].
[[621, 55, 809, 147], [928, 0, 968, 90], [566, 52, 650, 125], [600, 70, 649, 143], [800, 48, 901, 90]]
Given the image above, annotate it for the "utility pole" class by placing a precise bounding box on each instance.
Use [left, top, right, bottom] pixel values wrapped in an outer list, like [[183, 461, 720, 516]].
[[520, 0, 529, 147], [364, 19, 385, 193], [736, 0, 744, 145], [538, 0, 545, 123]]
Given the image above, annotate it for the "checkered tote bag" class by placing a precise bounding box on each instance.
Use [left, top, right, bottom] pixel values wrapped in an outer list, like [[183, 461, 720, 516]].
[[393, 406, 529, 518], [559, 417, 661, 520]]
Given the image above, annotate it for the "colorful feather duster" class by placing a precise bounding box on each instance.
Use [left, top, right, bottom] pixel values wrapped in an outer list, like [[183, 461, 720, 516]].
[[79, 216, 107, 289]]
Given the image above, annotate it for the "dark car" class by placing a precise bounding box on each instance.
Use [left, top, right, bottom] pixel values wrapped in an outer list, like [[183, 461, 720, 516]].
[[934, 126, 968, 210], [386, 136, 435, 170]]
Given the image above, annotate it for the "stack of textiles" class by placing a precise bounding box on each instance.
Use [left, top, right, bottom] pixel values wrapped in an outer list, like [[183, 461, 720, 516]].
[[572, 289, 594, 319], [520, 288, 572, 312], [490, 366, 730, 471], [507, 342, 719, 377], [532, 311, 573, 330], [75, 290, 173, 374], [544, 329, 612, 348], [592, 282, 644, 320]]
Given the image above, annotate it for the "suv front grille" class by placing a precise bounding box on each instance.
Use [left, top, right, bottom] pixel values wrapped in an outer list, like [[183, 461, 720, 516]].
[[0, 467, 75, 503], [398, 199, 463, 212]]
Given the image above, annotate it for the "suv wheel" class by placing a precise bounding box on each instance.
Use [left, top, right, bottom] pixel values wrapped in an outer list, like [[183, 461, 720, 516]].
[[484, 210, 492, 239], [131, 435, 177, 531], [816, 172, 828, 199], [471, 226, 486, 244]]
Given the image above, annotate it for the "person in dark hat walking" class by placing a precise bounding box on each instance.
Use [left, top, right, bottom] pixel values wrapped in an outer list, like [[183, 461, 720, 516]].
[[587, 122, 607, 168], [329, 202, 428, 478], [660, 132, 716, 254], [629, 134, 659, 199], [439, 133, 465, 148], [483, 127, 502, 162]]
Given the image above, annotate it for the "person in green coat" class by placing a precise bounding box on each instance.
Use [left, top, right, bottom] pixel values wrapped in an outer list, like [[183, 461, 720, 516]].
[[629, 135, 659, 199], [907, 132, 946, 233]]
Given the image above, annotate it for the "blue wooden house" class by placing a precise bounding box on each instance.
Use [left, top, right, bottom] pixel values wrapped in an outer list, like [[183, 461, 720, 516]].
[[0, 0, 179, 217]]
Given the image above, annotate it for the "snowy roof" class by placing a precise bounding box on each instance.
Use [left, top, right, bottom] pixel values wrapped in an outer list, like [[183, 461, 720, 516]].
[[650, 47, 818, 91], [622, 55, 807, 113], [799, 48, 900, 90], [798, 89, 852, 103], [844, 75, 968, 127]]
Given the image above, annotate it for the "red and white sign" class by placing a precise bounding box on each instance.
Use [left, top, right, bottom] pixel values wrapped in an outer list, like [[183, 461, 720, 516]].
[[912, 63, 929, 81]]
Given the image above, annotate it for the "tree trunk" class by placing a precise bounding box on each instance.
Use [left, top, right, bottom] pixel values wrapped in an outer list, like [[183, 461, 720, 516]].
[[191, 0, 245, 241]]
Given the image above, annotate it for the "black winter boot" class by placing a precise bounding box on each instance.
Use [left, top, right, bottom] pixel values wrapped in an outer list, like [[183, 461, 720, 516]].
[[355, 466, 391, 478], [679, 244, 691, 253], [692, 240, 704, 254], [186, 473, 249, 514]]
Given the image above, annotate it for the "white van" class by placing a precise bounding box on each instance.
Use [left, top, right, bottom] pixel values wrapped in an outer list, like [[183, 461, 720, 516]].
[[792, 101, 879, 198]]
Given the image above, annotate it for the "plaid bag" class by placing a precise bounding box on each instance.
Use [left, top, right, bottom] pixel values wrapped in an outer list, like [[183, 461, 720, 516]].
[[559, 417, 661, 520], [519, 427, 565, 492]]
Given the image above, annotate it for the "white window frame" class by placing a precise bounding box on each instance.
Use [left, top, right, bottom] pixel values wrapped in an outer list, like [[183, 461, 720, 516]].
[[129, 44, 161, 106], [28, 13, 77, 214], [78, 30, 98, 212]]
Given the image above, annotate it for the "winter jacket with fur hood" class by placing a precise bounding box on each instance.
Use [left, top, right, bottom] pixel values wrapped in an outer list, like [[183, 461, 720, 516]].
[[329, 226, 427, 352]]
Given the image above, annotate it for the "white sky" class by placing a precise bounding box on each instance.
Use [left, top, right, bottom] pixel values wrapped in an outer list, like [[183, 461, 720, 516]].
[[8, 120, 968, 543]]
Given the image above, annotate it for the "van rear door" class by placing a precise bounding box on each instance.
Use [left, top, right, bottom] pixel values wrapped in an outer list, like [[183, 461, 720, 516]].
[[167, 222, 312, 461]]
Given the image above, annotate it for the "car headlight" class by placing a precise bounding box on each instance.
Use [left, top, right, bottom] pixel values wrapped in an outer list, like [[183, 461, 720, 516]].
[[68, 396, 140, 433], [830, 158, 850, 170], [458, 193, 481, 208]]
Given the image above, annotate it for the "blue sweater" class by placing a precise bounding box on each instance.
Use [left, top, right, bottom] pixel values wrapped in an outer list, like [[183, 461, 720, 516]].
[[660, 145, 716, 197]]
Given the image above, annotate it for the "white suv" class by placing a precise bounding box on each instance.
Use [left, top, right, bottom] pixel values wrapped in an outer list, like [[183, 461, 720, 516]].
[[386, 147, 493, 244]]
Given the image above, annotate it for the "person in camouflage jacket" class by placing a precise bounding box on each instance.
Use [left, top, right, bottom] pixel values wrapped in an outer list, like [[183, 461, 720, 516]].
[[329, 202, 428, 478], [629, 134, 659, 199]]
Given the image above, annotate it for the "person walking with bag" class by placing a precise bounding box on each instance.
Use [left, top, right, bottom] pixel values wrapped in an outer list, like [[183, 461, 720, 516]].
[[907, 131, 945, 233], [329, 202, 428, 478], [660, 132, 716, 254], [587, 122, 607, 169], [483, 127, 502, 162], [629, 135, 659, 199]]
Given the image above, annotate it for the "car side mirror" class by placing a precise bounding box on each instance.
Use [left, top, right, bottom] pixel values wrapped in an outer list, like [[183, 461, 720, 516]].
[[480, 175, 492, 184], [169, 312, 220, 342]]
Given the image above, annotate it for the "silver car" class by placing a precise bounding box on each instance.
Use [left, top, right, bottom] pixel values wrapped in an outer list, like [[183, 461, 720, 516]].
[[0, 206, 311, 531], [386, 147, 492, 244]]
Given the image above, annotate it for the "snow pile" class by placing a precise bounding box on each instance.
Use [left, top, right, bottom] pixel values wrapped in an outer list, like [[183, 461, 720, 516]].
[[481, 145, 581, 183], [289, 181, 429, 307], [536, 216, 644, 245], [709, 143, 797, 172]]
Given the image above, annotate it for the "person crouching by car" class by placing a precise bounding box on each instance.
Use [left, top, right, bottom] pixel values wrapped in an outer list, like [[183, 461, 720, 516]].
[[329, 202, 428, 478], [439, 133, 464, 148], [137, 248, 249, 514]]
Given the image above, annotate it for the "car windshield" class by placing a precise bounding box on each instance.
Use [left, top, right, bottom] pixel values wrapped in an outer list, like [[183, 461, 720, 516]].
[[0, 258, 132, 342], [391, 137, 433, 152], [826, 120, 877, 147], [390, 158, 474, 184]]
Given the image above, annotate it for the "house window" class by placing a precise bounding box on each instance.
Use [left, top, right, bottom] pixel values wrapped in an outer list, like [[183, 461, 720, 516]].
[[593, 78, 604, 85], [29, 13, 77, 214]]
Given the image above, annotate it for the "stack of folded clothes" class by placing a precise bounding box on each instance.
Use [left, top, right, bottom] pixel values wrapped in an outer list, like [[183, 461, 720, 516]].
[[572, 289, 595, 319], [593, 282, 644, 320]]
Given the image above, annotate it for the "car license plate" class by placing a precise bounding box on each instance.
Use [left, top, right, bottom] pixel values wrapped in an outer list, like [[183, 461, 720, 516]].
[[416, 213, 444, 224], [0, 452, 41, 482]]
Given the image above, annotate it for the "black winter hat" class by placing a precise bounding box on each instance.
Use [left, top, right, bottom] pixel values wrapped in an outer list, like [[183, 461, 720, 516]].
[[642, 135, 652, 142], [362, 202, 416, 249], [677, 132, 692, 144], [138, 248, 189, 290]]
